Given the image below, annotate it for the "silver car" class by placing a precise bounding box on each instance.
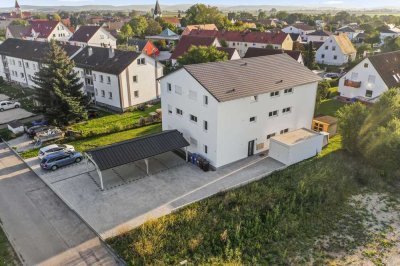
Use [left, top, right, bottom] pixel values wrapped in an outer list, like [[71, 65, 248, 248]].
[[0, 100, 20, 111]]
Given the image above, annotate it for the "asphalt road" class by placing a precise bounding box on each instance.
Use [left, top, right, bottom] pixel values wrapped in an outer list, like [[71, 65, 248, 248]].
[[0, 143, 120, 266]]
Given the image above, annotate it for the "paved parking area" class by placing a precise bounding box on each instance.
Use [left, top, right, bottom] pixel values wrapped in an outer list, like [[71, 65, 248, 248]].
[[0, 143, 119, 265], [26, 152, 285, 239], [0, 108, 34, 125]]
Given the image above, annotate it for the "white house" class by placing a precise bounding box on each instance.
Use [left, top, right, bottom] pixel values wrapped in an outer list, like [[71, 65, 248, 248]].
[[379, 27, 400, 45], [0, 39, 163, 112], [338, 51, 400, 101], [306, 30, 332, 43], [282, 23, 316, 41], [243, 47, 304, 65], [336, 25, 364, 41], [27, 20, 72, 42], [159, 54, 321, 168], [69, 25, 117, 48], [315, 34, 357, 66]]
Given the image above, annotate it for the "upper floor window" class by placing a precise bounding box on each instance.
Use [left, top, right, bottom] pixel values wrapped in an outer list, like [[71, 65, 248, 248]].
[[190, 114, 198, 123], [134, 90, 139, 98], [251, 95, 258, 102], [167, 83, 172, 92], [351, 72, 358, 80], [368, 75, 376, 84], [107, 76, 111, 84], [364, 63, 369, 68], [133, 75, 138, 82], [101, 90, 105, 97], [137, 58, 146, 65], [203, 95, 208, 105], [25, 62, 29, 68], [100, 75, 104, 83], [282, 107, 292, 114], [332, 46, 336, 51], [269, 110, 278, 117], [280, 128, 289, 134], [267, 133, 276, 139], [203, 120, 208, 131], [249, 116, 256, 123], [270, 91, 280, 97], [108, 92, 112, 99], [175, 85, 182, 95], [176, 108, 183, 115], [284, 88, 293, 94], [325, 45, 328, 50]]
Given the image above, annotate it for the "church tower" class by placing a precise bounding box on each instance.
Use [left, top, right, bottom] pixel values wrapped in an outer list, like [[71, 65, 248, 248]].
[[153, 0, 162, 19], [15, 0, 22, 17]]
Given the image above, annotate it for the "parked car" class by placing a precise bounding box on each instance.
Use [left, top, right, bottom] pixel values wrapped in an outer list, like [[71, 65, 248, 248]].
[[40, 151, 83, 171], [0, 100, 20, 111], [31, 119, 49, 127], [26, 125, 54, 138], [323, 72, 341, 79], [87, 109, 100, 119], [38, 144, 75, 160]]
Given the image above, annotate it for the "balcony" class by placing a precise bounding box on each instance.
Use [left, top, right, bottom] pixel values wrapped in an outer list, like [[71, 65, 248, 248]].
[[344, 79, 362, 88]]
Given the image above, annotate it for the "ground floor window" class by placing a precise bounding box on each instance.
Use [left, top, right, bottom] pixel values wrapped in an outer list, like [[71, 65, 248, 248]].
[[365, 90, 373, 98]]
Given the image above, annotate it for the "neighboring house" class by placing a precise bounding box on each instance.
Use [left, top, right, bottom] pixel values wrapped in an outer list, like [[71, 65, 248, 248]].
[[216, 47, 241, 60], [244, 47, 304, 64], [0, 38, 163, 112], [187, 30, 293, 57], [315, 34, 356, 65], [128, 38, 159, 57], [289, 33, 302, 43], [338, 51, 400, 101], [258, 19, 277, 28], [379, 27, 400, 45], [171, 35, 221, 63], [181, 24, 218, 36], [68, 25, 117, 48], [282, 23, 316, 41], [5, 24, 31, 39], [306, 30, 332, 43], [335, 25, 364, 40], [159, 54, 321, 168], [162, 17, 181, 28], [27, 20, 72, 42]]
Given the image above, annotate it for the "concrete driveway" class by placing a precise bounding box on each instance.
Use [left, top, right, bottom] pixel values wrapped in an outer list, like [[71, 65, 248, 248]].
[[0, 143, 120, 265], [0, 108, 34, 125], [26, 151, 285, 239]]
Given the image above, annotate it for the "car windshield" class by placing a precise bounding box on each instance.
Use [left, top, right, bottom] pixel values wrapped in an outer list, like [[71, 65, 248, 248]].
[[40, 158, 48, 164]]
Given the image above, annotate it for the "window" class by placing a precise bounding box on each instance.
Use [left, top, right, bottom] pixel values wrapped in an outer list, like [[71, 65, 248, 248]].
[[325, 45, 328, 50], [189, 90, 197, 100], [190, 114, 198, 123], [332, 46, 336, 51], [18, 61, 22, 67], [321, 54, 325, 59], [101, 90, 105, 97], [351, 72, 358, 80], [270, 91, 280, 97], [267, 133, 276, 139], [175, 85, 182, 95], [95, 89, 98, 95], [167, 83, 172, 92], [249, 116, 256, 122], [28, 74, 32, 81], [284, 88, 293, 94], [333, 55, 337, 60], [251, 95, 258, 102], [93, 74, 96, 81], [190, 137, 198, 147], [269, 110, 278, 117], [280, 128, 289, 134], [168, 105, 172, 114], [134, 90, 139, 98], [100, 75, 104, 83], [365, 90, 373, 98], [176, 108, 183, 115], [204, 145, 208, 154], [86, 78, 93, 85], [364, 63, 369, 68], [107, 76, 111, 84], [133, 75, 138, 82], [368, 75, 376, 84], [108, 92, 112, 99], [203, 95, 208, 105], [25, 62, 29, 68], [20, 73, 24, 78], [203, 120, 208, 131], [313, 122, 324, 132], [282, 107, 292, 114], [137, 58, 146, 65]]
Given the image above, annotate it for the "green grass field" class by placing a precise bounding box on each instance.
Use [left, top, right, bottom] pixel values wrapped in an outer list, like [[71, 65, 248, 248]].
[[107, 135, 398, 265], [315, 98, 346, 117], [0, 227, 18, 266], [20, 123, 162, 159], [69, 103, 161, 137]]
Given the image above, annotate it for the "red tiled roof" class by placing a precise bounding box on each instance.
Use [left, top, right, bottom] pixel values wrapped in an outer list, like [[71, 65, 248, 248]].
[[171, 35, 217, 59], [29, 20, 59, 38], [188, 30, 289, 45], [162, 17, 180, 25]]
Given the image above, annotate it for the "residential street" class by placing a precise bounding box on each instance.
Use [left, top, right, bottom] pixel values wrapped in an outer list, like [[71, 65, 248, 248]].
[[0, 143, 119, 265]]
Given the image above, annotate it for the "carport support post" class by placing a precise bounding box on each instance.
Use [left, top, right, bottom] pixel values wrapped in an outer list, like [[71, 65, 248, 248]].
[[86, 153, 104, 191], [144, 158, 149, 175], [184, 147, 188, 162]]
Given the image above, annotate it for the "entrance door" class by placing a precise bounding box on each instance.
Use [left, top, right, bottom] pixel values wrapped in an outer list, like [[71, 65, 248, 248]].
[[248, 140, 255, 156]]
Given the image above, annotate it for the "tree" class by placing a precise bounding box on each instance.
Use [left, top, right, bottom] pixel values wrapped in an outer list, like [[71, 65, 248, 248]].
[[184, 4, 230, 29], [52, 13, 61, 21], [145, 19, 162, 36], [10, 19, 27, 26], [303, 42, 316, 69], [120, 23, 133, 39], [177, 46, 228, 66], [337, 102, 369, 155], [33, 41, 87, 125], [129, 16, 148, 37], [381, 37, 400, 53]]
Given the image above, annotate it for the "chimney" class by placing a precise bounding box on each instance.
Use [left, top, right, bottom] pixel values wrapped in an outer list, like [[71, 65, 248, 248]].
[[88, 47, 93, 56], [108, 45, 114, 58]]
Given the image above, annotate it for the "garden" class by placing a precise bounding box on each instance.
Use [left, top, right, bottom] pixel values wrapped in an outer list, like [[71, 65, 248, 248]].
[[0, 227, 18, 266]]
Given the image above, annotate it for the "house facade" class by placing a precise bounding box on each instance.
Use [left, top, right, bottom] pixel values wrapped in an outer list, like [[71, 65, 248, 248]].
[[306, 30, 332, 43], [27, 20, 72, 42], [69, 26, 117, 48], [379, 27, 400, 45], [315, 34, 356, 65], [282, 23, 316, 41], [338, 51, 400, 101], [159, 54, 320, 168]]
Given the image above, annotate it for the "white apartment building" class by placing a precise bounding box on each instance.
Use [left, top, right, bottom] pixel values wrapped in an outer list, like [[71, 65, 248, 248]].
[[69, 25, 117, 48], [0, 39, 163, 112], [338, 51, 400, 101], [160, 54, 321, 168], [315, 34, 357, 66]]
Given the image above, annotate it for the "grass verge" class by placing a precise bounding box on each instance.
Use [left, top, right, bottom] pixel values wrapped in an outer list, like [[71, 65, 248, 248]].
[[315, 98, 346, 117], [0, 227, 18, 266], [20, 123, 162, 159], [107, 136, 397, 265]]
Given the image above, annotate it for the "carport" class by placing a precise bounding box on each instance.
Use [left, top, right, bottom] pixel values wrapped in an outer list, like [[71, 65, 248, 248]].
[[86, 130, 190, 190]]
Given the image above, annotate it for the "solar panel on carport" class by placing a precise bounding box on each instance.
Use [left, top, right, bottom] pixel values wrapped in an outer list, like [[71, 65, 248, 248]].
[[86, 130, 190, 171]]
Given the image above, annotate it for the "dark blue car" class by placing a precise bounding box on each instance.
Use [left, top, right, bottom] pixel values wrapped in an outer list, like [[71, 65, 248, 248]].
[[40, 151, 83, 171]]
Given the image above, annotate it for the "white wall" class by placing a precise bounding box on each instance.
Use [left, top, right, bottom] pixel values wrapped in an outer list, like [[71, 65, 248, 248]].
[[306, 35, 330, 43], [316, 36, 356, 65], [338, 58, 388, 99], [161, 68, 318, 168], [92, 71, 121, 109], [87, 28, 117, 48], [282, 26, 315, 41], [7, 56, 28, 85]]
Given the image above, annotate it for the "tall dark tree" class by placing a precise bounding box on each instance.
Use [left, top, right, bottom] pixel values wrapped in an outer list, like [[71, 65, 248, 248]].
[[303, 42, 316, 69], [33, 41, 87, 125]]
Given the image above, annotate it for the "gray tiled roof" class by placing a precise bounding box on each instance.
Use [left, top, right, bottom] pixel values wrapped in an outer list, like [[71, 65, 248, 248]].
[[368, 51, 400, 89], [182, 54, 321, 102], [87, 130, 189, 171]]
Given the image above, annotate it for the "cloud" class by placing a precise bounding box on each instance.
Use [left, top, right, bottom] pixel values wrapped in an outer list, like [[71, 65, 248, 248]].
[[324, 0, 344, 4]]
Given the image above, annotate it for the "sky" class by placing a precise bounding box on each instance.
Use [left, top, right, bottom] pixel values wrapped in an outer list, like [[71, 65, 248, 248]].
[[1, 0, 400, 8]]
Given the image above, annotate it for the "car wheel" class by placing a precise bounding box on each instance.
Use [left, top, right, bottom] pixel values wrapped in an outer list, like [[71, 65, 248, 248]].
[[75, 157, 82, 163], [0, 108, 3, 112], [51, 165, 58, 171], [15, 105, 20, 108]]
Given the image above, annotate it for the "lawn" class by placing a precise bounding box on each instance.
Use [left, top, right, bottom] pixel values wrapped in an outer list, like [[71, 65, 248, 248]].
[[315, 98, 346, 117], [0, 83, 36, 113], [0, 227, 18, 266], [107, 135, 399, 265], [20, 123, 162, 159], [69, 103, 161, 137]]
